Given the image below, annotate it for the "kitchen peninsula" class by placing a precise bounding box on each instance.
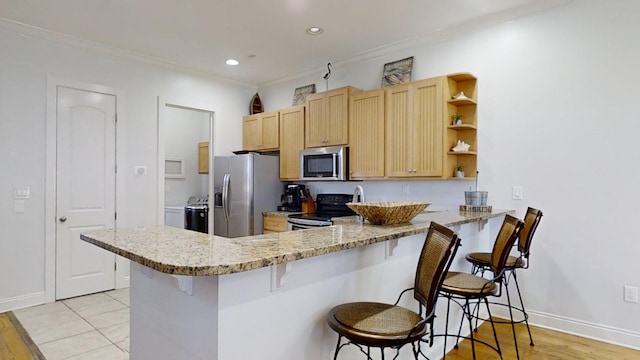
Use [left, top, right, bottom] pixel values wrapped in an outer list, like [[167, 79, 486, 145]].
[[81, 209, 510, 359]]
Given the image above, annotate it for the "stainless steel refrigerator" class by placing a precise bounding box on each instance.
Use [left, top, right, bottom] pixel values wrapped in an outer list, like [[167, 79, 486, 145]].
[[213, 153, 281, 238]]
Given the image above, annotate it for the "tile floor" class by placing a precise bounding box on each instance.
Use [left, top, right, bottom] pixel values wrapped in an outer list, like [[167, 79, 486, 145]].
[[13, 289, 130, 360]]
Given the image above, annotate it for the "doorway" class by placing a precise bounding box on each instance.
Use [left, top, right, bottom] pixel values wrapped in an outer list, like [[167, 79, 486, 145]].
[[53, 84, 118, 300], [158, 101, 214, 233]]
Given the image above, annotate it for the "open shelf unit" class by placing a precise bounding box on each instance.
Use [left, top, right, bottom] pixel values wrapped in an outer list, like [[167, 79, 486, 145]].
[[444, 73, 477, 179]]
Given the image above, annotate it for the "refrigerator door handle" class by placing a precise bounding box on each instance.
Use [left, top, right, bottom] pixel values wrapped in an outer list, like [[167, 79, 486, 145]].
[[222, 173, 230, 222]]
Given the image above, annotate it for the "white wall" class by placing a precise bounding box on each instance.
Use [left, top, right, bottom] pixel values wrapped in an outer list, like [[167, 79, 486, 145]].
[[1, 0, 639, 350], [259, 0, 640, 349], [0, 25, 255, 310]]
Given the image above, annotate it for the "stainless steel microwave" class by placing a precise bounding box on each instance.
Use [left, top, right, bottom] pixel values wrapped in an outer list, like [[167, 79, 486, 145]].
[[299, 146, 348, 181]]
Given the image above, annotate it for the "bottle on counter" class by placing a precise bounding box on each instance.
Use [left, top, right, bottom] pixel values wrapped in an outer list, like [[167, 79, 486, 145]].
[[305, 189, 315, 213], [300, 189, 309, 212]]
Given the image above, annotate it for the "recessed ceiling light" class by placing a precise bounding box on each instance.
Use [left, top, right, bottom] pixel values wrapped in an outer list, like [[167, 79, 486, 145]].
[[225, 59, 239, 66], [306, 27, 323, 35]]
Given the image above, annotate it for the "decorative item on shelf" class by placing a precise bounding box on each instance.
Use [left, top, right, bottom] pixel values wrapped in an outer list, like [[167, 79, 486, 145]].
[[452, 114, 463, 125], [250, 93, 263, 114], [451, 140, 470, 152], [452, 91, 469, 100], [459, 204, 493, 213], [323, 62, 332, 91], [292, 84, 316, 106], [461, 171, 490, 212], [455, 164, 465, 178], [381, 56, 413, 87]]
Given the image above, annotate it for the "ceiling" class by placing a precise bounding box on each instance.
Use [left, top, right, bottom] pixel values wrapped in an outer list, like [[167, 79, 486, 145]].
[[0, 0, 571, 87]]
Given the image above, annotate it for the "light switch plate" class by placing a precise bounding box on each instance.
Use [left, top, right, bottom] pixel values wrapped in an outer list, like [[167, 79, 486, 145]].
[[15, 186, 30, 199], [512, 186, 523, 200]]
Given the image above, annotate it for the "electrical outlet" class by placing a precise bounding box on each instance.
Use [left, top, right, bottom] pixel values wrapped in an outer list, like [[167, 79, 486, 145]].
[[512, 186, 523, 200], [624, 286, 638, 303], [402, 184, 410, 195]]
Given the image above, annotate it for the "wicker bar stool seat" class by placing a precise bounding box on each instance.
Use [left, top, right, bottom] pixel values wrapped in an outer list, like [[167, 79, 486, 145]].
[[327, 222, 460, 360], [328, 302, 426, 347], [465, 252, 525, 269], [441, 272, 497, 297]]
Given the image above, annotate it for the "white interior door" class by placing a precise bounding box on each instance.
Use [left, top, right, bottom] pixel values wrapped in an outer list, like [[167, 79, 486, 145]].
[[56, 86, 117, 300]]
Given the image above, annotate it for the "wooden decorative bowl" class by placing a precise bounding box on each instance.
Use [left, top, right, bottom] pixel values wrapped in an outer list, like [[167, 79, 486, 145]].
[[346, 202, 431, 225]]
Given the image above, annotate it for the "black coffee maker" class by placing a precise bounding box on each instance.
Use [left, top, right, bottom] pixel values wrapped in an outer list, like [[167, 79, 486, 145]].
[[277, 184, 306, 211]]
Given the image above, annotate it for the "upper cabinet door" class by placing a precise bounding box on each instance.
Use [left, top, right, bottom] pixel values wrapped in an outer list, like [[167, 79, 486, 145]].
[[305, 86, 360, 148], [279, 106, 305, 180], [325, 87, 350, 146], [349, 89, 385, 179], [412, 77, 443, 177], [385, 77, 444, 178], [198, 142, 209, 174], [385, 83, 413, 177], [242, 110, 279, 151], [260, 111, 280, 150], [305, 93, 326, 148], [242, 114, 261, 151]]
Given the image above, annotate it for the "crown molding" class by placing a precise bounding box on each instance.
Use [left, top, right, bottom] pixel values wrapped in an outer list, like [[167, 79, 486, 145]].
[[1, 0, 571, 90], [0, 17, 257, 89], [258, 0, 573, 88]]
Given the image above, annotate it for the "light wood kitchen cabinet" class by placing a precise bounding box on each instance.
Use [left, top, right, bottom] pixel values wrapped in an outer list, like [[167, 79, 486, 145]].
[[279, 105, 305, 180], [305, 86, 361, 148], [198, 142, 208, 174], [243, 110, 279, 151], [263, 214, 288, 233], [385, 77, 444, 178], [349, 89, 385, 179], [444, 73, 478, 179]]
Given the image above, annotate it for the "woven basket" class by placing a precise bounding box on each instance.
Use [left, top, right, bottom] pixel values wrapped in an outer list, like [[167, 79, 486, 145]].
[[346, 202, 430, 225]]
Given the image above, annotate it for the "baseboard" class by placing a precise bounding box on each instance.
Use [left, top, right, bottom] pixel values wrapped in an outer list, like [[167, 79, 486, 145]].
[[116, 276, 130, 289], [0, 292, 47, 313], [491, 305, 640, 351]]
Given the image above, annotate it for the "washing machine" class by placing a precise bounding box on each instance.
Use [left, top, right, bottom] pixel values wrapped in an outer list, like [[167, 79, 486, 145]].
[[164, 206, 185, 229], [184, 196, 208, 233]]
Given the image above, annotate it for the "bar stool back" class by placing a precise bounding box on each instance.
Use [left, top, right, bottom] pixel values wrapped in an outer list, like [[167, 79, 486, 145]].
[[327, 222, 460, 360], [464, 207, 543, 357], [437, 214, 524, 360]]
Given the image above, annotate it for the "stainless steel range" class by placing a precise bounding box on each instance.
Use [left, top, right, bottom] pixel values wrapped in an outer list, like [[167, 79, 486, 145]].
[[287, 193, 357, 230]]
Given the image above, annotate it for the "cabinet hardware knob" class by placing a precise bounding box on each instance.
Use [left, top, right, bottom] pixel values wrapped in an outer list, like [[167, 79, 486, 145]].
[[59, 216, 67, 222]]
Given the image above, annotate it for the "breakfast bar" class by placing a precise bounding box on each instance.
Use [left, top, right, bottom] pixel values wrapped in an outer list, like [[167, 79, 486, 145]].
[[81, 209, 510, 360]]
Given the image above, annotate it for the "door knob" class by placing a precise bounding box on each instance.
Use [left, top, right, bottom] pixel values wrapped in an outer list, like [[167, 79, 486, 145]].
[[59, 216, 67, 222]]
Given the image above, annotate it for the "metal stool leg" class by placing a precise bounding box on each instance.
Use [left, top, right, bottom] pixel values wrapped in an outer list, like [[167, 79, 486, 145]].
[[505, 280, 520, 359], [443, 295, 451, 359], [333, 335, 342, 360], [466, 299, 477, 360], [484, 297, 503, 359], [512, 270, 534, 346]]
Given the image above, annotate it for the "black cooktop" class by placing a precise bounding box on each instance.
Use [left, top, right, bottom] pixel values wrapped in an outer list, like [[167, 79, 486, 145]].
[[288, 193, 356, 221]]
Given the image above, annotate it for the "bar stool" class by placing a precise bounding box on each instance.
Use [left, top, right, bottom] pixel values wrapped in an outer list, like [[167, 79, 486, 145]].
[[437, 214, 524, 360], [327, 222, 460, 360], [464, 207, 543, 358]]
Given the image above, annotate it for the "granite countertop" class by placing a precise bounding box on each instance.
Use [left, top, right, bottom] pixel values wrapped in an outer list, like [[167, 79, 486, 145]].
[[80, 210, 510, 277]]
